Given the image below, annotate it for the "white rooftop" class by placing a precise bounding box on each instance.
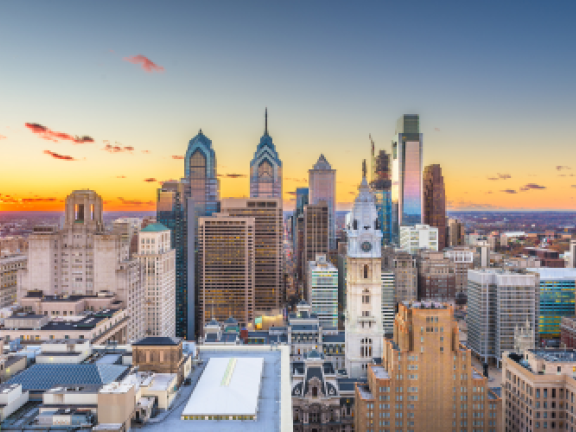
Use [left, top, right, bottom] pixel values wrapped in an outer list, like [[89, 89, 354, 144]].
[[528, 268, 576, 280], [182, 357, 264, 417]]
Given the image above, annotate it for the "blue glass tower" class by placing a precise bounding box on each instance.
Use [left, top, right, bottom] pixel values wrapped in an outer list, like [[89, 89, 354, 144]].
[[250, 109, 283, 199], [373, 190, 392, 245], [157, 129, 219, 340]]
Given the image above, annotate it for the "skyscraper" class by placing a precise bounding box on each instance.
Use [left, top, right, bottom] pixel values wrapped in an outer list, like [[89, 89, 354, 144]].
[[391, 114, 423, 242], [157, 129, 219, 340], [220, 198, 283, 313], [292, 187, 309, 251], [371, 147, 393, 245], [423, 164, 446, 250], [250, 109, 282, 199], [198, 215, 255, 330], [303, 201, 329, 290], [309, 154, 336, 250]]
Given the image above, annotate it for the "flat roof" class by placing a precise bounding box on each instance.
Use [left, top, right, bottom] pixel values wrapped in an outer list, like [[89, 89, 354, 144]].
[[182, 357, 263, 417]]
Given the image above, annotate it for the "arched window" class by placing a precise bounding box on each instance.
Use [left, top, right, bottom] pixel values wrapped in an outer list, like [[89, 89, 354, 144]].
[[364, 265, 369, 279]]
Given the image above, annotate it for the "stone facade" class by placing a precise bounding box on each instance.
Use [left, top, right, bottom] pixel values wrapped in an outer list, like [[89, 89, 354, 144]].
[[0, 255, 26, 307], [423, 164, 446, 251]]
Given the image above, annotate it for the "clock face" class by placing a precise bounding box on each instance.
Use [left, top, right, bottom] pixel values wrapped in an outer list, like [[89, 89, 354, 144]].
[[361, 241, 372, 252]]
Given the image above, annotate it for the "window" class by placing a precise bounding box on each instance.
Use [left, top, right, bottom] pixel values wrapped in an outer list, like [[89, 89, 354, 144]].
[[364, 265, 369, 279]]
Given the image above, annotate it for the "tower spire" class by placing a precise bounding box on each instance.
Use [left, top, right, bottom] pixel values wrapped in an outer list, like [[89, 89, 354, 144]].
[[265, 107, 268, 135]]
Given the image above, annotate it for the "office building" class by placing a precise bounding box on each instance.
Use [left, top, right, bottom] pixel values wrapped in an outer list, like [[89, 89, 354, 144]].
[[344, 177, 384, 378], [570, 240, 576, 268], [529, 268, 576, 340], [292, 188, 309, 252], [0, 255, 26, 307], [416, 250, 456, 302], [18, 190, 144, 342], [198, 214, 255, 330], [112, 217, 142, 256], [524, 247, 566, 268], [303, 201, 329, 288], [383, 247, 418, 303], [0, 236, 28, 257], [400, 224, 439, 255], [309, 154, 336, 249], [391, 114, 423, 241], [337, 242, 348, 325], [447, 218, 465, 247], [355, 301, 502, 432], [445, 246, 475, 295], [157, 130, 219, 339], [423, 164, 446, 250], [381, 270, 395, 336], [250, 109, 282, 199], [307, 254, 338, 328], [561, 317, 576, 348], [220, 198, 283, 313], [467, 269, 539, 365], [503, 349, 576, 432], [135, 223, 176, 337]]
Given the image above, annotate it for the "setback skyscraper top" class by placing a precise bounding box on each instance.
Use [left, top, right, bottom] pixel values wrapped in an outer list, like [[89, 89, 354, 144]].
[[250, 109, 283, 199], [309, 154, 336, 250]]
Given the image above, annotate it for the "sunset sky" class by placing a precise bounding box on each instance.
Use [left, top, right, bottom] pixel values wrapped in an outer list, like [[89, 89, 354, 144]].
[[1, 1, 575, 212]]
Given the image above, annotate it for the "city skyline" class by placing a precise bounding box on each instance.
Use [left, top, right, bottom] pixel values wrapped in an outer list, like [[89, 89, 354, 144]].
[[1, 1, 576, 212]]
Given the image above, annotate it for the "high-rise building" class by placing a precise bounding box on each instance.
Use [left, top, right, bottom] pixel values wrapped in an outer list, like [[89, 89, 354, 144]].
[[344, 177, 384, 378], [391, 114, 423, 241], [467, 269, 539, 366], [528, 268, 576, 340], [423, 164, 446, 250], [303, 201, 329, 289], [380, 270, 395, 336], [198, 214, 255, 330], [135, 223, 176, 337], [383, 247, 418, 303], [157, 129, 219, 340], [293, 188, 309, 281], [416, 250, 456, 302], [371, 146, 393, 245], [337, 242, 348, 326], [446, 218, 465, 247], [18, 190, 145, 342], [0, 255, 26, 307], [444, 246, 475, 295], [250, 109, 282, 199], [570, 239, 576, 268], [220, 198, 283, 313], [309, 155, 336, 250], [307, 254, 338, 328], [355, 302, 502, 432], [400, 224, 439, 255], [503, 349, 576, 432]]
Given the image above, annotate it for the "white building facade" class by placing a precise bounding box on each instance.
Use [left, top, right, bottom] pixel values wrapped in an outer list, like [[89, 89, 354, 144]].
[[344, 177, 384, 379], [400, 224, 438, 255], [136, 223, 176, 337], [307, 255, 338, 329]]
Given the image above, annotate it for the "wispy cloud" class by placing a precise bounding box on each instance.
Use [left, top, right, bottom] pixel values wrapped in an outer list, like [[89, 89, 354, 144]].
[[172, 155, 184, 160], [123, 55, 164, 73], [501, 189, 517, 194], [487, 173, 511, 181], [434, 127, 440, 132], [143, 178, 157, 183], [103, 144, 134, 153], [519, 183, 546, 191], [0, 135, 6, 140], [556, 166, 571, 171], [26, 123, 94, 144], [217, 173, 247, 178], [43, 150, 78, 161], [116, 176, 126, 179], [141, 150, 150, 154]]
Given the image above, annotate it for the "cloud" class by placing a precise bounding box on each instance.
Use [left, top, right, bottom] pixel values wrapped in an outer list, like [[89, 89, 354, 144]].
[[447, 200, 501, 210], [144, 178, 157, 183], [116, 176, 126, 179], [485, 191, 493, 194], [117, 197, 153, 206], [556, 166, 571, 171], [21, 197, 58, 203], [103, 144, 134, 153], [521, 183, 546, 190], [217, 173, 247, 178], [487, 173, 511, 181], [25, 123, 94, 144], [0, 134, 6, 140], [285, 177, 306, 183], [286, 191, 297, 196], [572, 185, 576, 188], [43, 150, 77, 161], [123, 55, 164, 73], [141, 150, 150, 154], [172, 155, 184, 160], [501, 189, 517, 194], [434, 127, 440, 132]]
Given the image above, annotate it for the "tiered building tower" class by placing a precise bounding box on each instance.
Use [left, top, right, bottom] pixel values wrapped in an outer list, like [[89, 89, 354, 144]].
[[250, 109, 283, 199]]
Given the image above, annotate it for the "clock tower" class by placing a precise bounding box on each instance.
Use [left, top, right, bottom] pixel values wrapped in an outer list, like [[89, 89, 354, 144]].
[[345, 176, 384, 378]]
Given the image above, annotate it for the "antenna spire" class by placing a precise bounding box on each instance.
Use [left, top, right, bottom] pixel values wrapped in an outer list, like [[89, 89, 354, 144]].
[[265, 107, 268, 135], [362, 159, 367, 178]]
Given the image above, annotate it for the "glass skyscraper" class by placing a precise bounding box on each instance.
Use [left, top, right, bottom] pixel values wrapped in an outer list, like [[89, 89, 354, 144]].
[[371, 147, 392, 245], [157, 129, 219, 340], [292, 187, 309, 251], [250, 109, 282, 199], [309, 154, 336, 250], [391, 114, 423, 243]]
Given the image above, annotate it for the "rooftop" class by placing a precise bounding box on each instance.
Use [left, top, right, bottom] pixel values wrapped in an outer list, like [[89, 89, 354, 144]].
[[133, 336, 182, 346], [531, 349, 576, 362], [402, 301, 447, 310], [141, 223, 169, 233]]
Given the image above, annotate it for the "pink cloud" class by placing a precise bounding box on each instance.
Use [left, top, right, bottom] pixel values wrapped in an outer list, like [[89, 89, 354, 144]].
[[123, 55, 164, 73], [26, 123, 94, 144]]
